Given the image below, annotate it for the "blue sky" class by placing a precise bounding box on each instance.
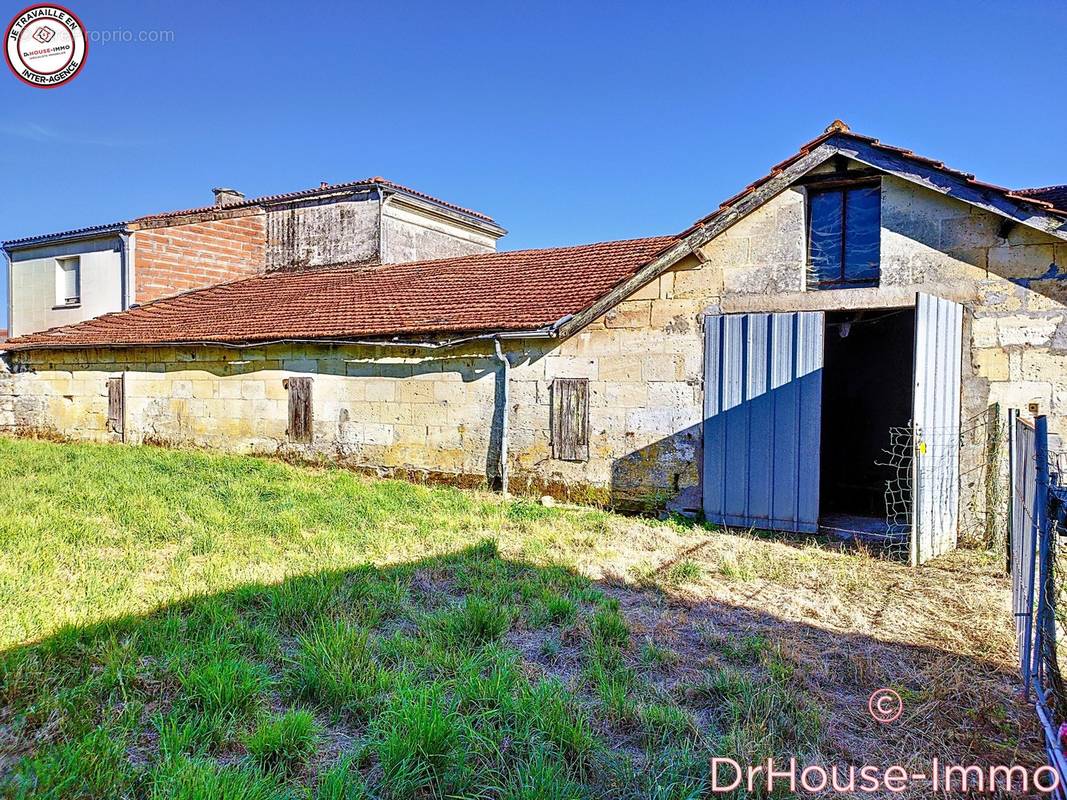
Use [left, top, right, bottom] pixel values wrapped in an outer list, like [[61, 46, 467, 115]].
[[2, 0, 1066, 329]]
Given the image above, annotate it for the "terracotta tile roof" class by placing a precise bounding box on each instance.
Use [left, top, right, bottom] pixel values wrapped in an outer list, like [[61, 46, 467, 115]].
[[135, 177, 499, 225], [3, 236, 675, 350], [1015, 185, 1067, 213]]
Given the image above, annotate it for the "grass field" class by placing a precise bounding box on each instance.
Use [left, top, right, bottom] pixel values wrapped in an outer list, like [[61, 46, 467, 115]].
[[0, 438, 1039, 798]]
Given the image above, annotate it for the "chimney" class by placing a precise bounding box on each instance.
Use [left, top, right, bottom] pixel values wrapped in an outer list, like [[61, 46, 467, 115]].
[[212, 187, 245, 207]]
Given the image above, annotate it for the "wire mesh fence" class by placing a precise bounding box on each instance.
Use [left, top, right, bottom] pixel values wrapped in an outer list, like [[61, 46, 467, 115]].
[[1010, 412, 1067, 797], [964, 405, 1009, 551], [870, 409, 1004, 562], [878, 425, 914, 560]]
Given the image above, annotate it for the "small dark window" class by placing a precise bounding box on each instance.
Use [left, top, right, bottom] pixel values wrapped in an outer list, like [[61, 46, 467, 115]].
[[551, 378, 589, 462], [284, 377, 313, 443], [107, 376, 124, 437], [807, 183, 880, 289]]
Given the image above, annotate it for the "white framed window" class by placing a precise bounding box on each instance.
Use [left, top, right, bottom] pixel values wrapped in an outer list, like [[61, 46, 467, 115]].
[[55, 256, 81, 306]]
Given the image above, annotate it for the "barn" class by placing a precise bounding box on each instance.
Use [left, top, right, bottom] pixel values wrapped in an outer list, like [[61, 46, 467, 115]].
[[3, 121, 1067, 563]]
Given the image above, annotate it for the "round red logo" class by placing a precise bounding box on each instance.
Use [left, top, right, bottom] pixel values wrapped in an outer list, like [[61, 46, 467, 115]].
[[5, 4, 87, 88]]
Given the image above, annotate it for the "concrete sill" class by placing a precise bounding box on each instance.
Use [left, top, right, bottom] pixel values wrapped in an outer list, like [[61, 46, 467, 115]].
[[52, 303, 81, 310]]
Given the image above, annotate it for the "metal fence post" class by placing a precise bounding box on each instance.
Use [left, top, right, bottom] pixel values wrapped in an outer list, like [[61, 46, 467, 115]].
[[1032, 415, 1051, 695], [1009, 407, 1017, 575], [1022, 416, 1042, 700]]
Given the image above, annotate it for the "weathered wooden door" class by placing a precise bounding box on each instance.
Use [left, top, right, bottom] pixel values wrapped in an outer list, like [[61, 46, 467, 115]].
[[703, 312, 824, 533], [551, 378, 589, 462], [910, 293, 964, 564], [284, 377, 314, 443], [107, 375, 125, 439]]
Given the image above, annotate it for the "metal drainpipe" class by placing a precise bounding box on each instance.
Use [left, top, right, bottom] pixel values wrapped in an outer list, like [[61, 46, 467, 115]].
[[493, 337, 510, 496], [3, 245, 11, 337], [377, 187, 391, 263], [118, 231, 131, 309]]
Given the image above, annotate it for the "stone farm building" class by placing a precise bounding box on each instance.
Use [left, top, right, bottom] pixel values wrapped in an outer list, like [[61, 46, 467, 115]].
[[3, 121, 1067, 563]]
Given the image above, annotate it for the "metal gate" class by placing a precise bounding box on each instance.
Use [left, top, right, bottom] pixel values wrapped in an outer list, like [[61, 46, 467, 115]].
[[911, 292, 964, 564], [1011, 412, 1039, 686], [702, 311, 824, 533], [1008, 413, 1067, 795]]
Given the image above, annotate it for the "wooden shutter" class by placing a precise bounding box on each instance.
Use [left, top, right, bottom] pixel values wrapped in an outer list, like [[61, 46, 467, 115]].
[[551, 378, 589, 461], [106, 376, 124, 437], [284, 377, 313, 443]]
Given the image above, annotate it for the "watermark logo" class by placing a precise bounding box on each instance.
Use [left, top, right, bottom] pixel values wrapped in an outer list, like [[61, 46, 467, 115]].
[[5, 4, 87, 88], [711, 757, 1062, 794], [868, 688, 903, 724]]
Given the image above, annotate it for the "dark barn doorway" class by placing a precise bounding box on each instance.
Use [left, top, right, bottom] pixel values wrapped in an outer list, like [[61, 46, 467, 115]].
[[819, 308, 915, 538]]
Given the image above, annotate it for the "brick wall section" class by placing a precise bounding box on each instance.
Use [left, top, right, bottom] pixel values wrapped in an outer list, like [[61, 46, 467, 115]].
[[132, 212, 266, 303]]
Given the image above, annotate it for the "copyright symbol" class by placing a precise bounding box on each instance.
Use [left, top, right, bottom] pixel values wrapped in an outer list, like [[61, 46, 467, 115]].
[[868, 688, 903, 724]]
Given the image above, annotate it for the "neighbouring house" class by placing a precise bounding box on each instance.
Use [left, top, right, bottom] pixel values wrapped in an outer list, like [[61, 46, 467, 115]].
[[3, 120, 1067, 564], [2, 178, 505, 338]]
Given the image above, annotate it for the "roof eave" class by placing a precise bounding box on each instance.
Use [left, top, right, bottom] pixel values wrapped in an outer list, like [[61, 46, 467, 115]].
[[3, 222, 129, 252], [380, 185, 507, 236], [829, 133, 1067, 241], [0, 322, 563, 354]]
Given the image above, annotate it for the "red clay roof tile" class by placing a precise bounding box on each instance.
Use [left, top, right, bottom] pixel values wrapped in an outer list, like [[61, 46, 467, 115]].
[[4, 237, 675, 350], [1016, 185, 1067, 213]]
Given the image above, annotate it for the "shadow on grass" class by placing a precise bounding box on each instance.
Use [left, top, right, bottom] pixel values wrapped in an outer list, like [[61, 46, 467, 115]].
[[0, 541, 1036, 800]]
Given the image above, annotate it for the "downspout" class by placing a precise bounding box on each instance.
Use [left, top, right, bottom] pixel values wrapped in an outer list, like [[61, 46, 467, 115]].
[[341, 332, 522, 497], [377, 186, 392, 264], [118, 230, 131, 309], [493, 336, 510, 496], [3, 245, 11, 338]]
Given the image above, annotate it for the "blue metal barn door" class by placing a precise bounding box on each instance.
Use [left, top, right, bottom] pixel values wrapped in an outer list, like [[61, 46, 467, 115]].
[[911, 292, 964, 565], [702, 312, 825, 533]]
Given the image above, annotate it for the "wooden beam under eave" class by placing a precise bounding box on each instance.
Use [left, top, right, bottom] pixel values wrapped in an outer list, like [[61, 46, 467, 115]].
[[835, 137, 1067, 243]]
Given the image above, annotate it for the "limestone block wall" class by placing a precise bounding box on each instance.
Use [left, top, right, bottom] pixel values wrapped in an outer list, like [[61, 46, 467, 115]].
[[505, 268, 705, 507], [0, 265, 703, 509], [0, 343, 504, 483], [884, 177, 1067, 425], [661, 174, 1067, 538], [683, 189, 807, 296]]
